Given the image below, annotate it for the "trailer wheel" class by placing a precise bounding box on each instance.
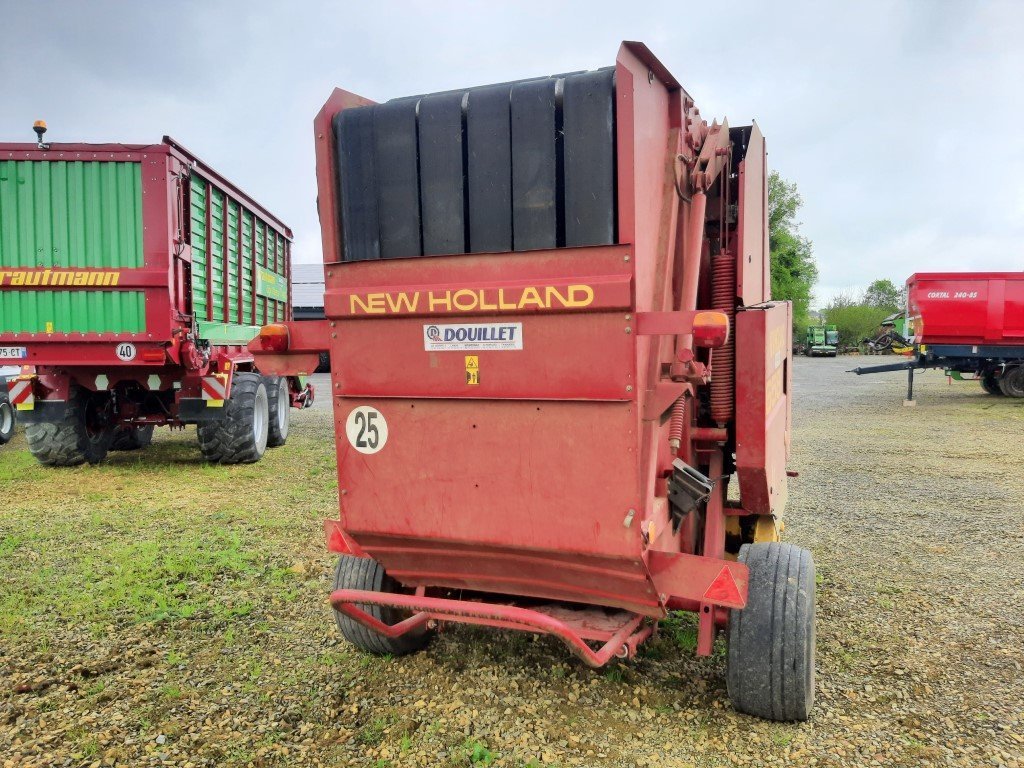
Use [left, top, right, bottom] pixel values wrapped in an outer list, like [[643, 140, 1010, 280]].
[[332, 555, 432, 656], [0, 397, 14, 446], [25, 386, 114, 467], [980, 369, 1003, 396], [197, 372, 269, 464], [997, 366, 1024, 398], [727, 542, 815, 721], [265, 376, 290, 448], [110, 425, 155, 451]]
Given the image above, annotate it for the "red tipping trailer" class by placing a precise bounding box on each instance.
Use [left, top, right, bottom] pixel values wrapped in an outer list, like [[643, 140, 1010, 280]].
[[908, 272, 1024, 346], [1, 133, 313, 466], [253, 42, 814, 720], [853, 272, 1024, 397]]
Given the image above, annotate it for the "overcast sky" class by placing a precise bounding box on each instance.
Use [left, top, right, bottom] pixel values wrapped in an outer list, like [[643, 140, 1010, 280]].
[[2, 1, 1021, 307]]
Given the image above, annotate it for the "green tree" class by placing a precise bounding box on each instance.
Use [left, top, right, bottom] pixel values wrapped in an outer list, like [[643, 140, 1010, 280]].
[[768, 172, 818, 332], [823, 280, 904, 348], [822, 293, 888, 347], [863, 278, 904, 311]]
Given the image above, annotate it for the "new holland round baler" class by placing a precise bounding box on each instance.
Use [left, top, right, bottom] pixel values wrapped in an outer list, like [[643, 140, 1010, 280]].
[[0, 133, 313, 466], [252, 42, 815, 720]]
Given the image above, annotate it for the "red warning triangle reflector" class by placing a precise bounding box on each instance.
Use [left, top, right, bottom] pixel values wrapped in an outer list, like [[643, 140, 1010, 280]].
[[703, 566, 743, 606], [328, 528, 346, 553]]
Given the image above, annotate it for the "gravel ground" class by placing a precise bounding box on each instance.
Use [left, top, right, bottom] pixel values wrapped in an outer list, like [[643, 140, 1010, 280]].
[[1, 356, 1022, 767]]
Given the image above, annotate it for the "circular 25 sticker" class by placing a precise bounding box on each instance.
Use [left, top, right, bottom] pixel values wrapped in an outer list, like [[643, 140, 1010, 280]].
[[115, 342, 137, 362], [345, 406, 388, 454]]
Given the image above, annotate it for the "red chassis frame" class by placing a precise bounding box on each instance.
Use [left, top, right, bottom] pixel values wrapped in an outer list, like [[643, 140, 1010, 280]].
[[255, 42, 792, 663]]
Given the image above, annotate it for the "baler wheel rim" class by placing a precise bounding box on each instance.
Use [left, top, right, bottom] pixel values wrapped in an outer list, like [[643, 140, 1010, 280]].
[[726, 542, 816, 721], [331, 555, 432, 657]]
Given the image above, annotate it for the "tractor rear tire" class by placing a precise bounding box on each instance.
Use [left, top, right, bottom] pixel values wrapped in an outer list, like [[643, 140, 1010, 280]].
[[197, 372, 269, 464], [111, 425, 155, 451], [980, 369, 1003, 396], [997, 366, 1024, 398], [25, 386, 114, 467], [0, 397, 14, 446], [727, 542, 815, 721], [265, 376, 290, 448], [331, 555, 432, 656]]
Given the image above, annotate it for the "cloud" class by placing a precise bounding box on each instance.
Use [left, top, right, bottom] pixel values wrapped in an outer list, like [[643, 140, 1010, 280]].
[[2, 0, 1021, 308]]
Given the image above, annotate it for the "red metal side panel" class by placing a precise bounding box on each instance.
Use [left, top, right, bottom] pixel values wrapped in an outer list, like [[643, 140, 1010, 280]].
[[909, 272, 1024, 345], [326, 245, 634, 400], [334, 397, 656, 612], [0, 143, 175, 366], [734, 302, 792, 516], [736, 125, 769, 306]]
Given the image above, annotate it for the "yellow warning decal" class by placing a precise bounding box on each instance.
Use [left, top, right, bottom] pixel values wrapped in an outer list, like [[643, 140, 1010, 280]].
[[465, 355, 479, 386], [45, 321, 54, 334]]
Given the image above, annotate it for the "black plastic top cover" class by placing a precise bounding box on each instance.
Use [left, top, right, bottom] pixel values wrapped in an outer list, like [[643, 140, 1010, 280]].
[[332, 67, 616, 262]]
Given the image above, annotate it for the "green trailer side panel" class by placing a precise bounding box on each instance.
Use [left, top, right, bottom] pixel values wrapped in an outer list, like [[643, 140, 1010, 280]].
[[0, 290, 145, 333], [196, 320, 261, 346], [0, 160, 142, 269], [255, 220, 266, 326], [186, 175, 288, 343], [189, 174, 208, 320]]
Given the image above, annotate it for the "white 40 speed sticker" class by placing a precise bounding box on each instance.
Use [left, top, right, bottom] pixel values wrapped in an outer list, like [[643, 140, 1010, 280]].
[[345, 406, 388, 454], [115, 343, 137, 362]]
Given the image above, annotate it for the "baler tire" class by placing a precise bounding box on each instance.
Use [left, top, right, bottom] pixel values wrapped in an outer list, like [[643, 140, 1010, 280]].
[[25, 386, 114, 467], [196, 372, 269, 464], [727, 542, 815, 722], [332, 555, 431, 656], [0, 399, 14, 446], [980, 369, 1003, 396], [110, 425, 155, 451], [265, 376, 290, 448], [997, 366, 1024, 398]]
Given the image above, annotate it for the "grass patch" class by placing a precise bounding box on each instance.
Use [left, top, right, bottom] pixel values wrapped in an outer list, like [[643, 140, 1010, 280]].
[[159, 684, 183, 702], [0, 421, 339, 639], [661, 612, 699, 652], [462, 738, 495, 765], [357, 716, 393, 746]]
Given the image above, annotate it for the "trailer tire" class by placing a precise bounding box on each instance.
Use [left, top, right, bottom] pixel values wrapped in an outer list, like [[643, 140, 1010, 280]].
[[727, 542, 815, 722], [197, 372, 269, 464], [331, 555, 432, 656], [265, 376, 290, 448], [0, 398, 14, 446], [111, 425, 155, 451], [25, 386, 114, 467], [997, 366, 1024, 398], [980, 369, 1003, 396]]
